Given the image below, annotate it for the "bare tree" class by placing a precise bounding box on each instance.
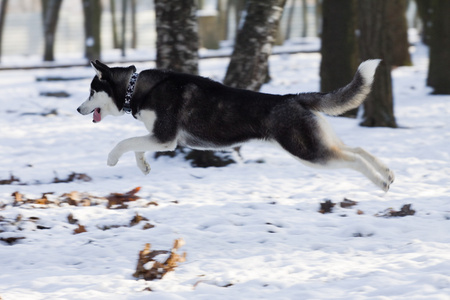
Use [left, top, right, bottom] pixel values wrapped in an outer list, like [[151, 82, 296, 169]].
[[120, 0, 126, 56], [320, 0, 358, 117], [415, 0, 432, 45], [223, 0, 287, 91], [110, 0, 119, 48], [42, 0, 63, 62], [387, 0, 412, 67], [427, 0, 450, 94], [154, 0, 235, 167], [82, 0, 102, 61], [358, 0, 397, 128], [0, 0, 8, 62]]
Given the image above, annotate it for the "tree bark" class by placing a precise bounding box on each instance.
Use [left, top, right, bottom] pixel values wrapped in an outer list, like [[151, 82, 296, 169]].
[[415, 0, 432, 45], [154, 0, 232, 167], [0, 0, 8, 62], [42, 0, 62, 62], [130, 0, 137, 49], [387, 0, 412, 67], [320, 0, 358, 117], [427, 0, 450, 94], [358, 0, 397, 128], [154, 0, 199, 75], [223, 0, 287, 91], [82, 0, 102, 61], [110, 0, 119, 48]]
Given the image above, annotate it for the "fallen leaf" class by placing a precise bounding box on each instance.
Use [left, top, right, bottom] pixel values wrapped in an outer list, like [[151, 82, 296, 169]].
[[133, 239, 186, 281], [340, 198, 358, 208], [74, 224, 87, 234], [130, 213, 149, 227], [67, 213, 78, 224], [376, 204, 416, 217], [106, 187, 141, 209], [0, 236, 25, 245], [319, 200, 335, 214]]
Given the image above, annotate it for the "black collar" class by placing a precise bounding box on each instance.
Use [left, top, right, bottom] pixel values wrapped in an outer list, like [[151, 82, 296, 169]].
[[123, 72, 139, 113]]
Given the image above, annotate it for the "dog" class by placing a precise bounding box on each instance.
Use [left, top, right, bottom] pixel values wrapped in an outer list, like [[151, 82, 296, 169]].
[[77, 60, 394, 191]]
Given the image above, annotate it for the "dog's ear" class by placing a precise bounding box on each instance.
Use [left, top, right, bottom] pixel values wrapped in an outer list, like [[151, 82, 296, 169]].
[[90, 60, 111, 80], [129, 65, 137, 73]]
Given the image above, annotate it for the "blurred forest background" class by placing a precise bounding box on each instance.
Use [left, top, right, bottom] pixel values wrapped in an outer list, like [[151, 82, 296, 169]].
[[0, 0, 448, 166]]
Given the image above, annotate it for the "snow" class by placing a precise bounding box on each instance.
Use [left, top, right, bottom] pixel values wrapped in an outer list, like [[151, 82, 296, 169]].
[[1, 43, 450, 299]]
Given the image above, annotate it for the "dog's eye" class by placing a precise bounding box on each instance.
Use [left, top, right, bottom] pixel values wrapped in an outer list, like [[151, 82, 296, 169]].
[[90, 90, 94, 97]]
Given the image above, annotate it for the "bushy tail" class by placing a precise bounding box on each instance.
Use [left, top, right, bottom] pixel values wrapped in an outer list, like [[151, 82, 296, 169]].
[[296, 59, 381, 116]]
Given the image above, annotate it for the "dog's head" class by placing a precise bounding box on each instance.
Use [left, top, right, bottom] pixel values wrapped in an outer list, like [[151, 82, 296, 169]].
[[77, 60, 136, 123]]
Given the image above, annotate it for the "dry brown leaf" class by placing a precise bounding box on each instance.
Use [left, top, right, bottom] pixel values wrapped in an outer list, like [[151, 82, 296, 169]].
[[340, 198, 358, 208], [73, 224, 87, 234], [133, 239, 186, 281], [130, 213, 149, 227], [319, 200, 335, 214], [143, 223, 155, 230], [67, 213, 78, 225], [106, 187, 141, 209]]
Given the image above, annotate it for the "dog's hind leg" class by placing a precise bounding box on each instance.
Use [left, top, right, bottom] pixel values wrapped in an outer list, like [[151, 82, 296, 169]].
[[342, 146, 394, 184], [272, 111, 391, 191], [107, 134, 177, 171], [327, 147, 392, 191]]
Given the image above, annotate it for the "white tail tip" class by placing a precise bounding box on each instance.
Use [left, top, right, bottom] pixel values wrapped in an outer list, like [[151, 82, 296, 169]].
[[358, 59, 381, 85]]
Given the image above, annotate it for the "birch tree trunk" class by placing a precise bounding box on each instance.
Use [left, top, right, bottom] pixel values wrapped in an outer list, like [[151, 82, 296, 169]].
[[154, 0, 234, 167], [358, 0, 397, 128], [154, 0, 199, 75], [223, 0, 287, 91], [42, 0, 62, 62]]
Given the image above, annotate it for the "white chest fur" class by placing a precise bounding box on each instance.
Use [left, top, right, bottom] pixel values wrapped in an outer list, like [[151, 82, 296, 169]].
[[136, 110, 157, 133]]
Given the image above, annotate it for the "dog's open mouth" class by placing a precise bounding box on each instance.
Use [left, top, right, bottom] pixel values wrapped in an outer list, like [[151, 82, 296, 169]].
[[93, 108, 101, 123]]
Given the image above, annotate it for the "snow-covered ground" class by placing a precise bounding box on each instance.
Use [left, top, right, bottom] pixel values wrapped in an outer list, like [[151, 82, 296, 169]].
[[1, 44, 449, 300]]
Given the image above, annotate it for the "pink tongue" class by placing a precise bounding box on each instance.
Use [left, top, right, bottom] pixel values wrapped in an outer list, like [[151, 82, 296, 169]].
[[93, 108, 101, 122]]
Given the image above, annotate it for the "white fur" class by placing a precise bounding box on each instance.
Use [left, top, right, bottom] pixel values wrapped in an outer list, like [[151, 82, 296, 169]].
[[358, 59, 381, 85], [77, 91, 123, 121]]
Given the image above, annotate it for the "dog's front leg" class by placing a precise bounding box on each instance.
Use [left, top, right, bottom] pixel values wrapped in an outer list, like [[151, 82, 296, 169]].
[[135, 151, 151, 175], [107, 135, 177, 172]]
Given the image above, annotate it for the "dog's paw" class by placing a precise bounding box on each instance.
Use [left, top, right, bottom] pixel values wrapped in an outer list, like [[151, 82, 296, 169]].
[[387, 169, 395, 184], [107, 152, 119, 166], [137, 159, 151, 175]]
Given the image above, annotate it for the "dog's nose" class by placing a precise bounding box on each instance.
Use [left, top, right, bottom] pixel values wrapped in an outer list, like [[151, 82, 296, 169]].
[[77, 107, 81, 113]]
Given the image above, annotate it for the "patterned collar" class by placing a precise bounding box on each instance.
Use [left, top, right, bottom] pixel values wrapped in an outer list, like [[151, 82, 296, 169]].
[[123, 72, 139, 113]]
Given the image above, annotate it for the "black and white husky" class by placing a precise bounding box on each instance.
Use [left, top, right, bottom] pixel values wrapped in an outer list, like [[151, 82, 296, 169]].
[[77, 60, 394, 191]]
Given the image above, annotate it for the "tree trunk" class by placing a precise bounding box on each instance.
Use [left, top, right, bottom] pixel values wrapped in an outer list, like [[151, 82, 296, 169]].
[[320, 0, 358, 117], [131, 0, 137, 49], [154, 0, 232, 167], [110, 0, 119, 49], [0, 0, 8, 62], [358, 0, 397, 128], [427, 0, 450, 94], [387, 0, 412, 67], [82, 0, 102, 61], [285, 0, 297, 40], [415, 0, 432, 45], [154, 0, 199, 75], [301, 0, 308, 37], [120, 0, 126, 57], [42, 0, 62, 62], [223, 0, 287, 91]]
